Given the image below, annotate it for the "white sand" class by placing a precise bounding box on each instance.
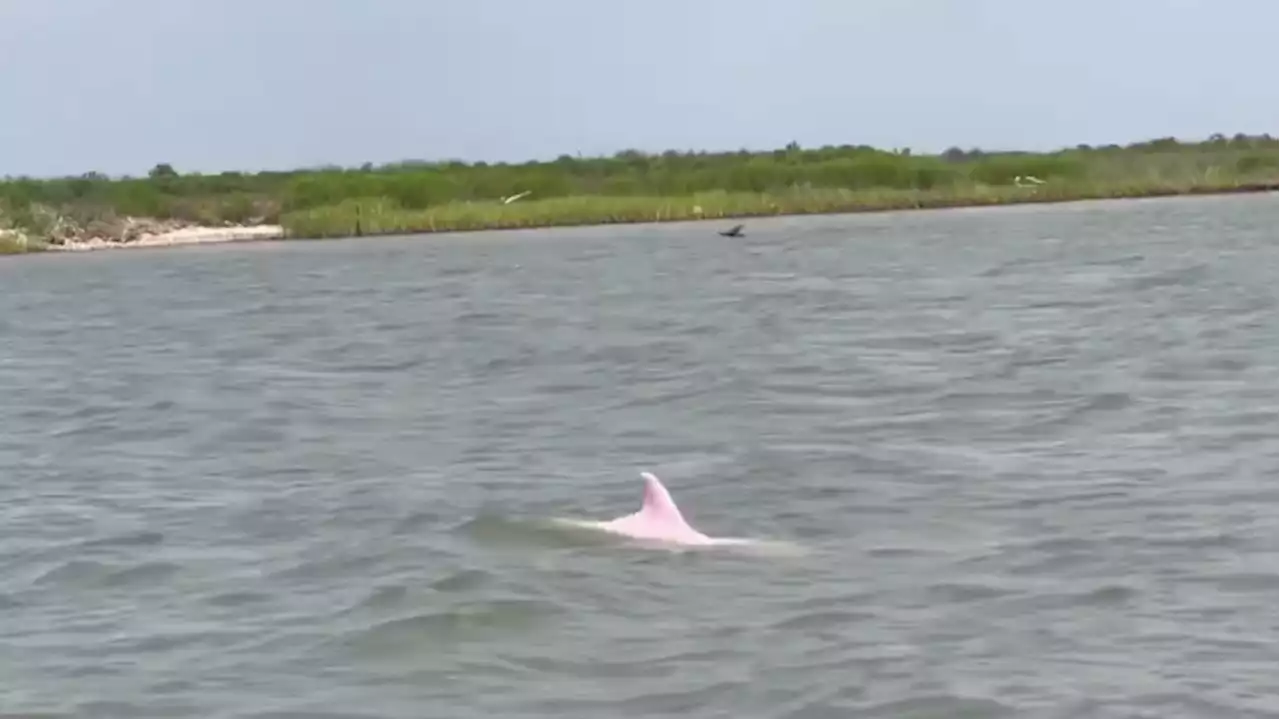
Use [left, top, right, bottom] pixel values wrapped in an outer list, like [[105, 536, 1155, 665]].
[[53, 224, 284, 252]]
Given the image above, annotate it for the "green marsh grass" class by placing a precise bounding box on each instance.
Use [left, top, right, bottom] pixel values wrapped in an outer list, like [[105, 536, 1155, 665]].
[[0, 232, 43, 255], [280, 176, 1277, 239], [2, 134, 1275, 242]]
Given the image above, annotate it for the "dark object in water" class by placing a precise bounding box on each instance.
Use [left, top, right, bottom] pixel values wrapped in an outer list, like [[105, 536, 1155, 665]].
[[718, 224, 745, 237]]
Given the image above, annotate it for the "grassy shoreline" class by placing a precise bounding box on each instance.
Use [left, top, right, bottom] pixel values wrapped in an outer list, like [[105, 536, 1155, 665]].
[[2, 133, 1276, 253], [0, 235, 36, 254], [278, 179, 1279, 240], [2, 177, 1280, 252]]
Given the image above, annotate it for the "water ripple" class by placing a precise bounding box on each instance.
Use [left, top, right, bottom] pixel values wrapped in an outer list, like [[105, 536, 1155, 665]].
[[0, 194, 1275, 718]]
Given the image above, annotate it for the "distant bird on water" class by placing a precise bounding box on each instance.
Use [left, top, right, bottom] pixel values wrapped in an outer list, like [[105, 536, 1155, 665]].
[[718, 224, 745, 237]]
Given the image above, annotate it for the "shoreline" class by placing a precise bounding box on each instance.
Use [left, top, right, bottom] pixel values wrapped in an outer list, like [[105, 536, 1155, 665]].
[[286, 180, 1279, 240], [2, 181, 1275, 256], [0, 222, 285, 255], [3, 134, 1275, 256], [50, 224, 285, 252]]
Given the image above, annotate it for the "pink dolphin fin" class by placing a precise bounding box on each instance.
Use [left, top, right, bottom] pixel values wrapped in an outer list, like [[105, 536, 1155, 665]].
[[550, 471, 801, 554], [591, 472, 715, 546]]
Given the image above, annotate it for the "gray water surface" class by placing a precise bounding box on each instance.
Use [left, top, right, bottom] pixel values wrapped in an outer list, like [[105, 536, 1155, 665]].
[[1, 193, 1276, 719]]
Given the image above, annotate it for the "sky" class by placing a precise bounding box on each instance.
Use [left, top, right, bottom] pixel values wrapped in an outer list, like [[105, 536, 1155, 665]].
[[0, 0, 1276, 178]]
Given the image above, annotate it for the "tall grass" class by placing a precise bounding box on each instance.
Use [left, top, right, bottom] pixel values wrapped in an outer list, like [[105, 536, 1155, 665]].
[[1, 133, 1275, 241], [281, 175, 1276, 238], [0, 232, 43, 255]]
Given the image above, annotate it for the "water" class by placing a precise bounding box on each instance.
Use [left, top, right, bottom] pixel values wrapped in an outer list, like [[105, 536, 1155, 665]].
[[0, 193, 1275, 719]]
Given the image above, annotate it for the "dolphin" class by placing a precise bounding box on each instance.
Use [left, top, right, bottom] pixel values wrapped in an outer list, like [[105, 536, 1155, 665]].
[[551, 471, 788, 551]]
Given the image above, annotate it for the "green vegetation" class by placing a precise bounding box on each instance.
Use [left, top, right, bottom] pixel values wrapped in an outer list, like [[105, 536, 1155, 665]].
[[0, 235, 27, 254], [0, 215, 44, 254], [0, 233, 42, 255], [1, 133, 1275, 243]]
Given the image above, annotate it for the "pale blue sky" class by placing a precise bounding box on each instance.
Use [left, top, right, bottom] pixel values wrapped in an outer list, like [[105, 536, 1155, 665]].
[[1, 0, 1276, 178]]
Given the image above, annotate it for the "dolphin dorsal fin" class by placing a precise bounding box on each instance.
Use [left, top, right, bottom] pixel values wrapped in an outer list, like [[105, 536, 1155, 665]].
[[638, 471, 688, 525]]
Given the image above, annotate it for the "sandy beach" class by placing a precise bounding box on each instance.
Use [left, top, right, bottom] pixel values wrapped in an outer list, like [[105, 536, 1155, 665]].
[[51, 224, 284, 252]]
